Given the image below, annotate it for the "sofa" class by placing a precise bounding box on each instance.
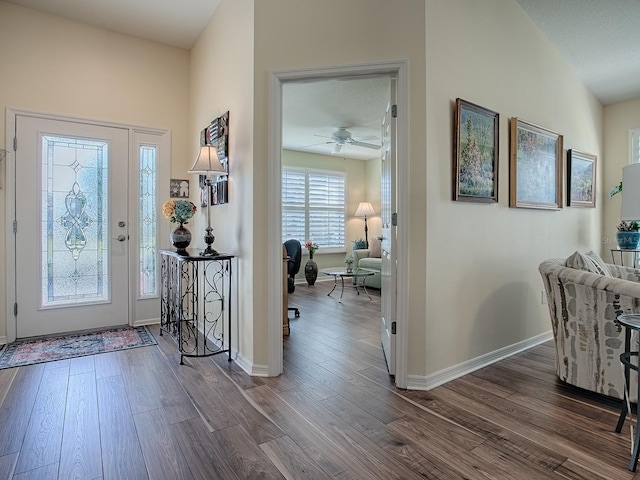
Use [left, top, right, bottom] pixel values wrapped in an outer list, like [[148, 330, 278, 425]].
[[539, 251, 640, 401], [352, 237, 382, 289]]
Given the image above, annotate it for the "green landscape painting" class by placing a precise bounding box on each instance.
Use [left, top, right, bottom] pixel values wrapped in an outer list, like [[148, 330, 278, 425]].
[[458, 107, 496, 198]]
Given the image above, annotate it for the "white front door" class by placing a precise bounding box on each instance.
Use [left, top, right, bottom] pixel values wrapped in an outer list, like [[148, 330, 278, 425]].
[[15, 115, 130, 338], [380, 80, 397, 374]]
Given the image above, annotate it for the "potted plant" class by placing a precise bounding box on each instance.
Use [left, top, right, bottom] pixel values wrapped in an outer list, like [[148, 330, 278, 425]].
[[344, 254, 354, 273], [352, 238, 367, 250], [616, 220, 640, 250]]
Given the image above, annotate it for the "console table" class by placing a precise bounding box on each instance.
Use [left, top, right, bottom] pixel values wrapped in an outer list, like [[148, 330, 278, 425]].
[[160, 249, 234, 365]]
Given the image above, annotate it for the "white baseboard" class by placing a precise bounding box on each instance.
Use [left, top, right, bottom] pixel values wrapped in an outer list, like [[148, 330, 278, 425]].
[[0, 336, 6, 346], [133, 318, 160, 327], [233, 353, 270, 376], [406, 330, 554, 391]]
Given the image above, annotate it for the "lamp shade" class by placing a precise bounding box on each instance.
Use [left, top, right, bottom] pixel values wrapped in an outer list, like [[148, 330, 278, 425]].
[[188, 145, 227, 176], [621, 163, 640, 220], [355, 202, 375, 217]]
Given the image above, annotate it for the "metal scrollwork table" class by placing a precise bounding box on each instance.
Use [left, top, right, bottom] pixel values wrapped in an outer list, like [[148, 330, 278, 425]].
[[160, 249, 234, 365]]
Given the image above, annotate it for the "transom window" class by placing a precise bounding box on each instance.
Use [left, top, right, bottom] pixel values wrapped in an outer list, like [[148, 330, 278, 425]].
[[282, 167, 346, 251]]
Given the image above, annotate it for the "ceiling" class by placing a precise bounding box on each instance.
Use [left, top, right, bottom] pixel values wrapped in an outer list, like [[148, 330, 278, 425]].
[[3, 0, 221, 50], [5, 0, 640, 158], [514, 0, 640, 106]]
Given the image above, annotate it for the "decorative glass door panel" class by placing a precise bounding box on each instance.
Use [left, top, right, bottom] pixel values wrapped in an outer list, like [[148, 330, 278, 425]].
[[41, 135, 110, 308], [15, 115, 129, 338]]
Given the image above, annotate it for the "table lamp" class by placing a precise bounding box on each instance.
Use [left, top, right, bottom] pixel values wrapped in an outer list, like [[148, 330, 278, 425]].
[[622, 163, 640, 221], [355, 202, 375, 249], [188, 145, 228, 256]]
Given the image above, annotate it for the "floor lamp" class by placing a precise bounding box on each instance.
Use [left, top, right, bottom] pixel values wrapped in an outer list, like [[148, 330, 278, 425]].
[[355, 202, 375, 249], [188, 145, 228, 256]]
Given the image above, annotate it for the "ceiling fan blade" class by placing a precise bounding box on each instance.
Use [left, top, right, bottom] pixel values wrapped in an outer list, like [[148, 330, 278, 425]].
[[301, 141, 334, 149], [349, 140, 381, 150], [332, 143, 343, 154], [352, 135, 379, 142]]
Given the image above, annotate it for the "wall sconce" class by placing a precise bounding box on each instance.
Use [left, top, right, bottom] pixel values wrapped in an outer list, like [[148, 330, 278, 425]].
[[188, 145, 228, 256], [355, 201, 376, 249]]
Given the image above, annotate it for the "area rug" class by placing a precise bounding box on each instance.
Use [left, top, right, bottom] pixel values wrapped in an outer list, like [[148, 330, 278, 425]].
[[0, 326, 157, 369]]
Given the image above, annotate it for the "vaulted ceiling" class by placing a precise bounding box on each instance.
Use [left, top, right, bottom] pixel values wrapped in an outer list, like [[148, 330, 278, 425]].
[[5, 0, 640, 159]]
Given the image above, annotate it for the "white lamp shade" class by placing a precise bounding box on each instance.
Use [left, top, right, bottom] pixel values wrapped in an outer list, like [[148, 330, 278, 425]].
[[355, 202, 375, 217], [621, 163, 640, 220], [188, 145, 227, 176]]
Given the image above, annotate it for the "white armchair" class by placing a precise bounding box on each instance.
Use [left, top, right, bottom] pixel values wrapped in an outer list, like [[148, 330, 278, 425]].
[[540, 254, 640, 401]]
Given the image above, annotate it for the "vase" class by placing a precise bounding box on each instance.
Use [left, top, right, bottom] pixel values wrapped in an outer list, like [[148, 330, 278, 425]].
[[170, 223, 192, 253], [305, 251, 318, 285], [617, 231, 640, 250]]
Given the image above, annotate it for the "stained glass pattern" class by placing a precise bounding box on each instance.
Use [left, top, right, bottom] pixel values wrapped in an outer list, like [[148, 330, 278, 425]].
[[42, 135, 109, 307], [139, 145, 157, 296]]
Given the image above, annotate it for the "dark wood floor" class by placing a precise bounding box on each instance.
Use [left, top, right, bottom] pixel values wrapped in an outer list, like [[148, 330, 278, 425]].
[[0, 280, 638, 479]]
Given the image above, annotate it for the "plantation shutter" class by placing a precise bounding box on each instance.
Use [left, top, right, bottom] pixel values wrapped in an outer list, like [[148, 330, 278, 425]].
[[282, 167, 346, 250]]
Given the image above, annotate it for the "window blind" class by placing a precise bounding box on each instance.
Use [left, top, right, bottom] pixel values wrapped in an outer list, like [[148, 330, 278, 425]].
[[282, 167, 346, 249]]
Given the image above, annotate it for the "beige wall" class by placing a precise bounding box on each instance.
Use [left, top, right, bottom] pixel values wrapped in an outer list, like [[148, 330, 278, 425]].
[[603, 98, 640, 249], [1, 0, 614, 385], [254, 0, 427, 370], [282, 149, 371, 277], [0, 1, 190, 339], [425, 0, 603, 374], [189, 0, 254, 363]]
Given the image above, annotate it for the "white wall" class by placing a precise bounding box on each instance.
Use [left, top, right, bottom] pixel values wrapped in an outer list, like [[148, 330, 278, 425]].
[[424, 0, 603, 375], [189, 0, 255, 363], [604, 99, 640, 251], [0, 1, 190, 340], [253, 0, 427, 371]]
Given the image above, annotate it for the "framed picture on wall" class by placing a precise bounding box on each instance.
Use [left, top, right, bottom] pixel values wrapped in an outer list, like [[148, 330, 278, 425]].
[[199, 111, 230, 206], [509, 118, 563, 210], [453, 98, 499, 203], [567, 149, 596, 207]]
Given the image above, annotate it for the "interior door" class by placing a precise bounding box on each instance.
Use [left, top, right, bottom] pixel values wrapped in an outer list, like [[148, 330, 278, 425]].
[[380, 79, 397, 374], [15, 115, 130, 338]]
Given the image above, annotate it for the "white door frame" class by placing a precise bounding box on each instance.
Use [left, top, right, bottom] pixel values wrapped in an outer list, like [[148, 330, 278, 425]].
[[266, 61, 410, 388], [5, 108, 170, 343]]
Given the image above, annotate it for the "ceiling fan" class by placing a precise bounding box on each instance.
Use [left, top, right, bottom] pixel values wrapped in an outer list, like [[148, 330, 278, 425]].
[[317, 127, 381, 154]]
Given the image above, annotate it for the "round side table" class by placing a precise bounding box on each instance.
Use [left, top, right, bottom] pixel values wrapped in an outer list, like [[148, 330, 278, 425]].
[[616, 313, 640, 471]]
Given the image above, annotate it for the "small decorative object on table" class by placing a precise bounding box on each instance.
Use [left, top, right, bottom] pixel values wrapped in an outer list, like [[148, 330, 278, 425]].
[[344, 254, 354, 273], [304, 241, 319, 285], [616, 220, 640, 250], [163, 199, 197, 253]]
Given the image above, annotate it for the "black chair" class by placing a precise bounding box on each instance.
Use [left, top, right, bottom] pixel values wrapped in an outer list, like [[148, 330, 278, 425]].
[[284, 239, 302, 318]]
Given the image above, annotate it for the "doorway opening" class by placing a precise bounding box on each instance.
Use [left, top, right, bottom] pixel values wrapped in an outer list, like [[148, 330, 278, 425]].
[[267, 61, 409, 388]]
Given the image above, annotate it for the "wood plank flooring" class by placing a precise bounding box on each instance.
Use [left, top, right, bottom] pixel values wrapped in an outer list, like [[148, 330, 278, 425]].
[[0, 280, 638, 479]]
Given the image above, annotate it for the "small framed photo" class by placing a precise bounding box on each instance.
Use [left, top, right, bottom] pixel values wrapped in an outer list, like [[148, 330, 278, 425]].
[[567, 150, 596, 207], [453, 98, 499, 203], [170, 179, 189, 198], [509, 118, 563, 210]]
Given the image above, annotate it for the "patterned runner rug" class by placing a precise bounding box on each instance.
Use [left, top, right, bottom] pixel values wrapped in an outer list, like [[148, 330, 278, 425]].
[[0, 326, 157, 369]]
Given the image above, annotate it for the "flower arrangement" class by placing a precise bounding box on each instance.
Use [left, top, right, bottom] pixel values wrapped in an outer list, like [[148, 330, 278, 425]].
[[617, 220, 640, 232], [344, 254, 354, 265], [352, 238, 367, 250], [304, 240, 319, 255], [162, 199, 197, 224]]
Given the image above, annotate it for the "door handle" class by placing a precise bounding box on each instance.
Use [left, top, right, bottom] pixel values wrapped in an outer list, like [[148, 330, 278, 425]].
[[114, 235, 127, 242]]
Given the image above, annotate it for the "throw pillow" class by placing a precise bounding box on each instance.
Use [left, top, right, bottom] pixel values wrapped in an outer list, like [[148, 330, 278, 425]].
[[369, 237, 382, 258], [565, 251, 592, 271], [585, 250, 612, 276], [565, 251, 612, 276]]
